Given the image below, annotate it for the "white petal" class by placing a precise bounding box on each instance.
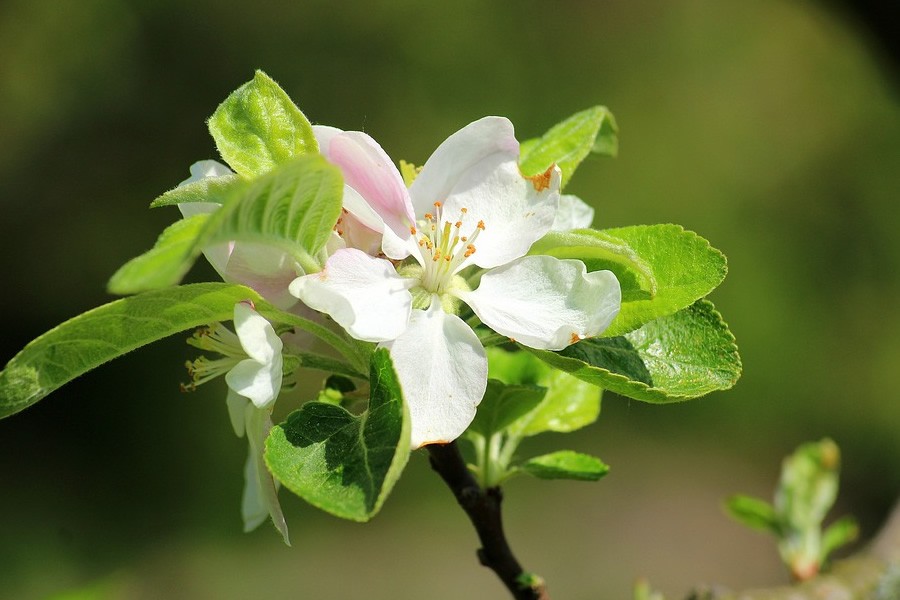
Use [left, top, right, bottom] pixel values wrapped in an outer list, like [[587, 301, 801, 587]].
[[409, 117, 519, 217], [225, 388, 248, 438], [445, 161, 560, 269], [552, 194, 595, 230], [383, 297, 487, 448], [226, 360, 282, 409], [312, 125, 343, 154], [177, 160, 234, 272], [289, 248, 413, 342], [243, 404, 290, 545], [233, 302, 284, 364], [457, 255, 621, 350], [223, 243, 301, 310], [410, 117, 560, 269]]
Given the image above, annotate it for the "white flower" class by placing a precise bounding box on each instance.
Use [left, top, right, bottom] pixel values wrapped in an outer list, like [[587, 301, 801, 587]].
[[185, 302, 289, 544], [177, 161, 302, 309], [291, 118, 621, 449], [552, 194, 595, 230]]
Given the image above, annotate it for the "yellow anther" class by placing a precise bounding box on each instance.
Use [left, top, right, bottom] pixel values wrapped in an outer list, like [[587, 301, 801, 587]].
[[477, 220, 486, 230], [434, 201, 442, 208], [460, 207, 468, 214], [410, 226, 417, 235], [454, 221, 462, 228]]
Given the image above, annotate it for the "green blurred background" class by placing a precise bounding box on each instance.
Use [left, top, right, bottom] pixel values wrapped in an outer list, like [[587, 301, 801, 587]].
[[1, 1, 897, 598]]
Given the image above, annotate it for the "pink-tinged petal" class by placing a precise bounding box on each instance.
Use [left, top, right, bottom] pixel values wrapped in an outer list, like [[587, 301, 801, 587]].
[[383, 297, 487, 449], [312, 125, 343, 155], [328, 132, 415, 239], [457, 255, 621, 351], [243, 404, 290, 545], [289, 248, 414, 343], [409, 116, 520, 217]]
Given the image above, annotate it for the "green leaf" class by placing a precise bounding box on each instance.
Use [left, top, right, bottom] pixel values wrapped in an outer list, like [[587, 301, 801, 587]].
[[511, 368, 601, 437], [527, 299, 741, 403], [486, 348, 601, 437], [467, 379, 546, 438], [149, 171, 240, 208], [0, 283, 276, 419], [108, 214, 209, 293], [208, 70, 318, 178], [520, 450, 609, 481], [725, 495, 782, 535], [519, 106, 618, 188], [108, 154, 343, 294], [265, 349, 410, 521], [820, 515, 859, 562], [776, 438, 841, 529]]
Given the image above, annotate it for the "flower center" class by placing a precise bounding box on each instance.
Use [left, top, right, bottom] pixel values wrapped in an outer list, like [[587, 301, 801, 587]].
[[413, 201, 485, 294]]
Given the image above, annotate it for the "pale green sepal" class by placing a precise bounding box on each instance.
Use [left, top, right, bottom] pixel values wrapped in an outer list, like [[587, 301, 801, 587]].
[[108, 154, 343, 294], [0, 283, 282, 420], [265, 348, 410, 522], [208, 70, 318, 178], [149, 173, 239, 208], [520, 450, 609, 481], [527, 299, 741, 403], [519, 106, 618, 188]]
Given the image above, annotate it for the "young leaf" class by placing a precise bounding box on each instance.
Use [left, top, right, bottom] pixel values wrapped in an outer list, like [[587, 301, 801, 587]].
[[208, 70, 318, 178], [520, 450, 609, 481], [149, 171, 239, 208], [108, 154, 343, 294], [527, 299, 741, 403], [820, 515, 859, 562], [108, 214, 209, 293], [486, 348, 601, 437], [265, 349, 410, 522], [0, 283, 276, 419], [519, 106, 618, 188], [467, 379, 546, 438], [725, 495, 782, 535], [531, 224, 727, 336]]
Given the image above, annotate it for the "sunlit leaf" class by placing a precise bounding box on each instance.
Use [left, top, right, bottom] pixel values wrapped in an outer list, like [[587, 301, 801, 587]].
[[527, 300, 741, 403], [265, 349, 409, 521], [519, 106, 618, 188], [208, 70, 318, 178], [0, 284, 279, 419], [520, 450, 609, 481], [108, 154, 343, 294]]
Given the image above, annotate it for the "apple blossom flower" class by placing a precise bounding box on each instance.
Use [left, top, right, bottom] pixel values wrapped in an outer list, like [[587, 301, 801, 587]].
[[177, 161, 301, 309], [290, 117, 621, 449], [185, 302, 289, 544]]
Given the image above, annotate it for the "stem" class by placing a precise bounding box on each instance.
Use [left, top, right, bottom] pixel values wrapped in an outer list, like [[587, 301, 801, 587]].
[[427, 442, 550, 600]]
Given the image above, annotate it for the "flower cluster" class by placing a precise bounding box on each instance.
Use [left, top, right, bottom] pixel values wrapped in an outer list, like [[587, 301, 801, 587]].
[[180, 114, 620, 535]]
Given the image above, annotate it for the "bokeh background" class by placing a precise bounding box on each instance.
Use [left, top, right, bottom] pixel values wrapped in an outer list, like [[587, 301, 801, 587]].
[[1, 1, 897, 598]]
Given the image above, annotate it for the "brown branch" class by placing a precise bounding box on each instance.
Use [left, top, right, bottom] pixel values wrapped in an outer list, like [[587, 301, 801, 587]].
[[689, 499, 900, 600], [427, 441, 549, 600]]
